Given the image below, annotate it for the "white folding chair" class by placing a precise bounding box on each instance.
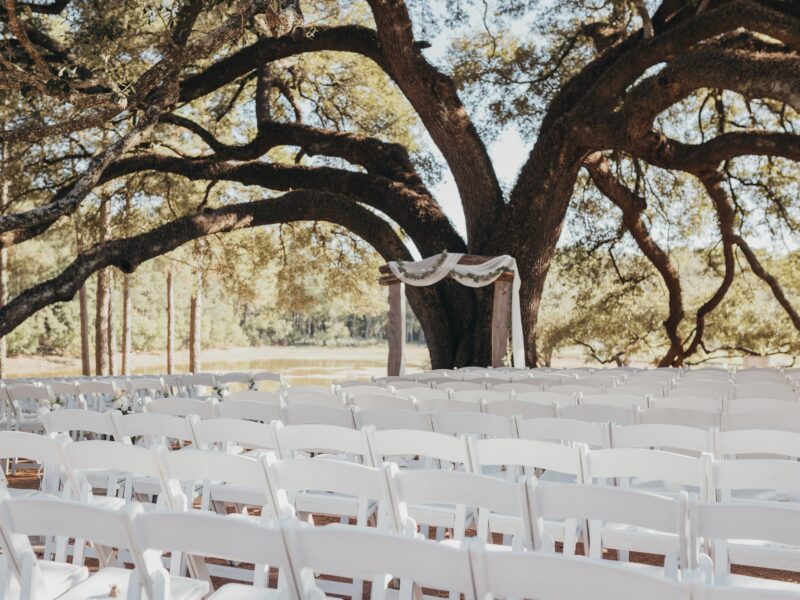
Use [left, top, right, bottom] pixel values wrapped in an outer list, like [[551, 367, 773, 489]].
[[180, 373, 218, 398], [515, 390, 577, 406], [251, 370, 285, 390], [0, 431, 68, 497], [558, 404, 636, 425], [215, 372, 253, 387], [616, 384, 666, 398], [284, 521, 475, 600], [414, 397, 482, 413], [145, 397, 217, 419], [490, 383, 543, 394], [341, 386, 394, 398], [714, 429, 800, 459], [62, 440, 164, 507], [354, 408, 433, 432], [190, 416, 280, 458], [349, 393, 414, 411], [276, 424, 372, 464], [638, 408, 722, 429], [547, 384, 605, 397], [689, 500, 800, 595], [611, 423, 715, 456], [41, 408, 116, 441], [451, 389, 507, 404], [283, 404, 356, 428], [0, 493, 145, 600], [582, 447, 710, 500], [723, 411, 800, 433], [733, 383, 795, 401], [77, 380, 118, 412], [432, 412, 516, 438], [395, 389, 449, 403], [111, 411, 198, 449], [709, 458, 800, 503], [157, 449, 272, 556], [48, 382, 83, 410], [650, 395, 723, 412], [668, 386, 725, 402], [132, 510, 292, 599], [126, 377, 167, 409], [482, 399, 558, 419], [436, 381, 485, 393], [5, 384, 52, 435], [583, 393, 648, 410], [724, 397, 800, 414], [267, 457, 385, 599], [467, 436, 585, 549], [516, 416, 610, 448], [214, 399, 281, 423], [469, 541, 689, 600], [366, 428, 472, 472], [226, 389, 282, 405], [527, 479, 688, 578], [283, 391, 345, 409], [383, 463, 532, 548]]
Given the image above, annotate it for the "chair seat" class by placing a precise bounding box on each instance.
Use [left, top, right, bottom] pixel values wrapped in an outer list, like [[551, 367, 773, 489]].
[[208, 583, 287, 599], [55, 567, 132, 600], [34, 560, 88, 600]]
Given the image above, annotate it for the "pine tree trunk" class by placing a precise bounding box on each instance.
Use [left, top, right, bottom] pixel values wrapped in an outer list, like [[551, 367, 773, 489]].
[[107, 270, 116, 375], [166, 267, 174, 374], [79, 285, 91, 375], [189, 277, 202, 373], [95, 198, 111, 375], [122, 274, 131, 375], [0, 141, 9, 378]]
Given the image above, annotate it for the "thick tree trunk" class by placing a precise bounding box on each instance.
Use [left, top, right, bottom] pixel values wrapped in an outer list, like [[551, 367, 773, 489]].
[[122, 274, 131, 375], [189, 276, 202, 373], [166, 267, 175, 374]]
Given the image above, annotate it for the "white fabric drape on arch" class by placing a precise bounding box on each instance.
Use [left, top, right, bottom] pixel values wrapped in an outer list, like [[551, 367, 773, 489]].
[[387, 252, 525, 368]]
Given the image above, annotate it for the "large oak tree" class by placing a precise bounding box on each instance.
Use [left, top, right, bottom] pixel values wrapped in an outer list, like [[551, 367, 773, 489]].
[[1, 0, 799, 368]]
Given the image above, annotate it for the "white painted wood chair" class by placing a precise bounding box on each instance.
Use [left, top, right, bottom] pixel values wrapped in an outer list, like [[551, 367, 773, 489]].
[[365, 427, 472, 472], [689, 500, 800, 595], [283, 404, 356, 428], [469, 541, 689, 600], [284, 520, 475, 600], [527, 479, 689, 578], [515, 389, 577, 406], [610, 423, 715, 456], [0, 493, 146, 600], [131, 510, 292, 600], [190, 416, 280, 457], [353, 408, 433, 432], [709, 457, 800, 503], [482, 399, 558, 419], [0, 431, 67, 497], [558, 403, 637, 425], [432, 412, 516, 438], [145, 397, 218, 419], [276, 423, 372, 464], [77, 380, 118, 412], [348, 393, 414, 411], [516, 416, 610, 448], [638, 407, 722, 430], [724, 397, 800, 414], [650, 395, 723, 412], [214, 399, 282, 423], [714, 428, 800, 459]]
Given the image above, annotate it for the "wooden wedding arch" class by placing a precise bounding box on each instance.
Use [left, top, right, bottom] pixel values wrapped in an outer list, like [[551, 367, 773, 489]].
[[378, 255, 516, 375]]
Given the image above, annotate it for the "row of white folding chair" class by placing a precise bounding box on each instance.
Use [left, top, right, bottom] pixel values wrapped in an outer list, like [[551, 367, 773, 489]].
[[2, 493, 766, 600], [6, 430, 799, 595]]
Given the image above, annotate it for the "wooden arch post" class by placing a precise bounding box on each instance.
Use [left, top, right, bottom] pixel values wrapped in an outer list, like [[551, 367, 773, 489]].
[[379, 255, 515, 375]]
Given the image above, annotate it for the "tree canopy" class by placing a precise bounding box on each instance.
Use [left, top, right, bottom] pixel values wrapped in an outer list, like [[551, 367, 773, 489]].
[[1, 0, 799, 368]]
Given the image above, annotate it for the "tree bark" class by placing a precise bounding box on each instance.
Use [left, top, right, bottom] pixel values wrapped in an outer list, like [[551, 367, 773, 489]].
[[189, 273, 202, 373], [122, 273, 131, 375], [0, 140, 9, 378], [94, 197, 111, 375], [107, 269, 116, 375], [166, 266, 174, 374], [79, 285, 90, 375]]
